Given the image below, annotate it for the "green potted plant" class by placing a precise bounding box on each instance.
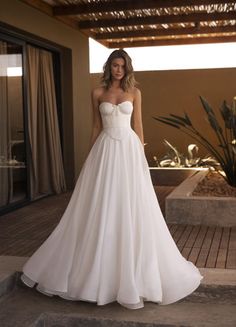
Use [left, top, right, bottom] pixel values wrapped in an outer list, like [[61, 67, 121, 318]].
[[153, 96, 236, 187]]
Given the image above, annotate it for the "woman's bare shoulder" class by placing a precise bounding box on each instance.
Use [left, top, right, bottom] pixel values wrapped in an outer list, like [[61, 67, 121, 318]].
[[131, 87, 141, 101], [92, 86, 105, 100]]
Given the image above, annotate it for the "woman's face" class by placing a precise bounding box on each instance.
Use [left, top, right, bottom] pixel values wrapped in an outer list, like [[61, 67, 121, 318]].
[[110, 57, 125, 81]]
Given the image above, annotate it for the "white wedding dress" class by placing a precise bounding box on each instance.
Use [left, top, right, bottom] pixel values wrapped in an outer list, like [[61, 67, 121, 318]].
[[21, 101, 203, 309]]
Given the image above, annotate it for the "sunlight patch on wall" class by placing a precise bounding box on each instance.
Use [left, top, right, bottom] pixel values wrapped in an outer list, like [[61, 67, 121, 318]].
[[89, 38, 236, 73]]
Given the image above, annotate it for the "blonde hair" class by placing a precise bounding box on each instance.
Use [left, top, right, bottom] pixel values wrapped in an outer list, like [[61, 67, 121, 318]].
[[101, 49, 137, 91]]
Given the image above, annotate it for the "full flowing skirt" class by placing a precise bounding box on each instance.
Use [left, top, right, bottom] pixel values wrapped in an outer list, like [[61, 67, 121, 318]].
[[21, 128, 203, 309]]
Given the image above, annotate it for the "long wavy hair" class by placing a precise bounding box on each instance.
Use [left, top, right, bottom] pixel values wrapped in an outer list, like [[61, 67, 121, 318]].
[[101, 49, 137, 91]]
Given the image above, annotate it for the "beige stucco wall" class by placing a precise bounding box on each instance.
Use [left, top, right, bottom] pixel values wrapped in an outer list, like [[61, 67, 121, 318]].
[[91, 68, 236, 164], [0, 0, 92, 183]]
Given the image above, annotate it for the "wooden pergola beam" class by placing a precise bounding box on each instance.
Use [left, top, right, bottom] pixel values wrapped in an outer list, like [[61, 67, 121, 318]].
[[53, 0, 235, 16], [108, 34, 236, 48], [95, 25, 236, 40], [78, 11, 236, 29], [19, 0, 104, 44], [20, 0, 79, 29], [18, 1, 236, 48]]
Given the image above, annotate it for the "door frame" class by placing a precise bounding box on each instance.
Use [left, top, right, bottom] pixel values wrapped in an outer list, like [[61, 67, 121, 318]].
[[0, 23, 64, 215]]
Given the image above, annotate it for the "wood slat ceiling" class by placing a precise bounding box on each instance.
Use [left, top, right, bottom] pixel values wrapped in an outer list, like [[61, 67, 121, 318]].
[[21, 0, 236, 48]]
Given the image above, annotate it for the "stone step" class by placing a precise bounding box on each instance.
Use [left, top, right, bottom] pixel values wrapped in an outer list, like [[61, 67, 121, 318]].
[[32, 313, 180, 327], [0, 255, 28, 299], [182, 267, 236, 304], [0, 272, 235, 327], [184, 283, 236, 304], [1, 268, 236, 305], [0, 271, 18, 298], [0, 258, 236, 327], [26, 303, 236, 327]]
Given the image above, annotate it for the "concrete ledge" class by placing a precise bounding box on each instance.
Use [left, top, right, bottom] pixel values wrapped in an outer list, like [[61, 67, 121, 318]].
[[0, 255, 28, 273], [199, 267, 236, 286], [32, 313, 177, 327], [0, 257, 235, 327], [188, 268, 236, 304], [29, 269, 236, 326], [0, 256, 28, 298], [149, 167, 207, 186], [165, 170, 236, 226], [0, 272, 18, 298]]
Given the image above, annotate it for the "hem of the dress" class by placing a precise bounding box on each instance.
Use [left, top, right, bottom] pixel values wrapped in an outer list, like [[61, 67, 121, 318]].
[[21, 272, 203, 309], [20, 273, 161, 309], [159, 274, 203, 306]]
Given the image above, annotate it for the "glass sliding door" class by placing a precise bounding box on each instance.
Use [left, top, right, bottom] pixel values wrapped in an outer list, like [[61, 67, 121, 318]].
[[0, 26, 66, 214], [0, 39, 28, 209]]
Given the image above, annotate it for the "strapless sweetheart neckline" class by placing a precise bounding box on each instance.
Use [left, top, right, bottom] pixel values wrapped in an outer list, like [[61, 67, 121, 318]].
[[99, 100, 133, 107]]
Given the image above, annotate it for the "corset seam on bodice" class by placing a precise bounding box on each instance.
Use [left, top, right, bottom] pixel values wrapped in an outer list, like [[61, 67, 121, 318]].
[[99, 101, 133, 141]]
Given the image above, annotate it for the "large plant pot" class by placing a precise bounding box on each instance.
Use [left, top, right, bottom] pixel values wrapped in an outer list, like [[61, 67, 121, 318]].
[[165, 170, 236, 227], [149, 167, 208, 186]]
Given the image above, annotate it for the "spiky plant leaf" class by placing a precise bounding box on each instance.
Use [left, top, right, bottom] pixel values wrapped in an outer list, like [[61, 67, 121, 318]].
[[220, 101, 232, 128], [158, 116, 186, 127], [169, 114, 190, 126], [184, 112, 192, 126], [208, 115, 223, 133], [152, 117, 180, 129], [200, 96, 216, 116]]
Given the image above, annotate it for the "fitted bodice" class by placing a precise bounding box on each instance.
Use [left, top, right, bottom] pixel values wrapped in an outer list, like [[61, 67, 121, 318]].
[[99, 101, 133, 140]]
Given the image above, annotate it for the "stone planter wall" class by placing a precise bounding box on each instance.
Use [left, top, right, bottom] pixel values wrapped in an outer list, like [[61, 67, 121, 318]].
[[149, 167, 207, 186], [165, 170, 236, 227]]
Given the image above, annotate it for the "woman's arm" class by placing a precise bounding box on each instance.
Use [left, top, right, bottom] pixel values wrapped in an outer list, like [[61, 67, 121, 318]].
[[132, 88, 144, 146], [89, 89, 103, 150]]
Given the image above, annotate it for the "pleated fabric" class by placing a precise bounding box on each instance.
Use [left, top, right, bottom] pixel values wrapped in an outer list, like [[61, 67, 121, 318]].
[[21, 101, 203, 309]]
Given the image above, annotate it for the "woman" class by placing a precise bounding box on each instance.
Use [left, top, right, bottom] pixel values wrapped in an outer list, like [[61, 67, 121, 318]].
[[21, 49, 203, 310]]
